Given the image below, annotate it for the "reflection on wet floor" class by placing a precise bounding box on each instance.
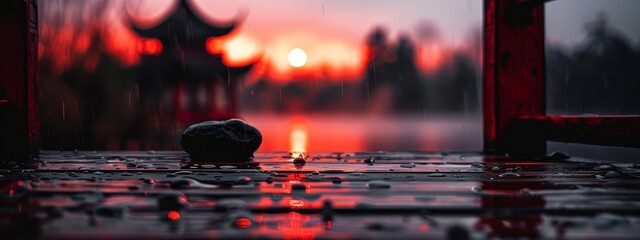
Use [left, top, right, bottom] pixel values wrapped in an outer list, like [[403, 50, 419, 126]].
[[2, 151, 640, 239]]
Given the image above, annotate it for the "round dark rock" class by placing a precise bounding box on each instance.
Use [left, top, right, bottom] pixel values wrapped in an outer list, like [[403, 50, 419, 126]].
[[181, 119, 262, 162], [446, 225, 469, 240]]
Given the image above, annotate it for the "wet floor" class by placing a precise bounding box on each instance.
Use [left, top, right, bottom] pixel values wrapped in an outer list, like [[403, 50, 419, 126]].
[[2, 151, 640, 239]]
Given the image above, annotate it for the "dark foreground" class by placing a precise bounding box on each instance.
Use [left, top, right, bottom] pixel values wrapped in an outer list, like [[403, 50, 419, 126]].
[[2, 151, 640, 239]]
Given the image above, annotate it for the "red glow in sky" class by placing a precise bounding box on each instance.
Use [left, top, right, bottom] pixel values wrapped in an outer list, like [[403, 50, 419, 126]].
[[139, 38, 163, 55], [40, 1, 484, 80], [121, 0, 483, 81]]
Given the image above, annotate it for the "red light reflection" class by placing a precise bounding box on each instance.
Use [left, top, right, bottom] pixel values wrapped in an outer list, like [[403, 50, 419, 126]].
[[419, 223, 429, 232], [167, 211, 181, 221], [282, 212, 315, 240], [234, 217, 252, 229], [288, 199, 306, 209], [325, 220, 333, 230], [290, 118, 308, 154]]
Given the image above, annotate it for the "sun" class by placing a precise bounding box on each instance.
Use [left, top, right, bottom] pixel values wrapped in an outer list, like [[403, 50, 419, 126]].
[[287, 48, 307, 67]]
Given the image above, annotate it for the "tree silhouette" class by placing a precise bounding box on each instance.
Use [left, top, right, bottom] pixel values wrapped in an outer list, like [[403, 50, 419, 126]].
[[547, 13, 640, 114]]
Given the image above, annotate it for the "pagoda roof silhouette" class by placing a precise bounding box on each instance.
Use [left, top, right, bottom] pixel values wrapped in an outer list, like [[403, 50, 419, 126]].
[[130, 0, 242, 44]]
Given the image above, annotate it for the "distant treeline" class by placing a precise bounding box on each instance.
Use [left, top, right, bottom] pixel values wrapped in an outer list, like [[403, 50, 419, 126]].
[[547, 14, 640, 114]]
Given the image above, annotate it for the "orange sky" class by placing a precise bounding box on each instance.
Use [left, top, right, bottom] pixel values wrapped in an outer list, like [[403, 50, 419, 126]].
[[42, 0, 483, 81], [128, 0, 483, 81]]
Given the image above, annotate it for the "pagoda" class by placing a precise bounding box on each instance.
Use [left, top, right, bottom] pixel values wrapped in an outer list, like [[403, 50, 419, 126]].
[[129, 0, 255, 127]]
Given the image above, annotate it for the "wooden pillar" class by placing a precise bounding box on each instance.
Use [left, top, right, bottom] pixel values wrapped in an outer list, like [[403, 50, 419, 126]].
[[0, 0, 39, 162], [483, 0, 546, 155]]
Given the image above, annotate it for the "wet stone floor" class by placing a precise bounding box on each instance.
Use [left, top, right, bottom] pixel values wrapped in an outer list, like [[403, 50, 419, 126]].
[[2, 151, 640, 239]]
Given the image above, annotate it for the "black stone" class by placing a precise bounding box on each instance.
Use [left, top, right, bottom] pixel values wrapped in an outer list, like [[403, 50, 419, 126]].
[[446, 225, 469, 240], [181, 119, 262, 162]]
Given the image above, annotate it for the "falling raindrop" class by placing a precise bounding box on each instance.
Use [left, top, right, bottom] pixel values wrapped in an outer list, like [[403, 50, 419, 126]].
[[227, 67, 231, 87], [62, 101, 66, 120], [498, 172, 521, 178]]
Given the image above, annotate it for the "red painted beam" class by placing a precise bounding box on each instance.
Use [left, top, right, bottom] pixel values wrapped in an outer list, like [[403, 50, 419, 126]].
[[517, 115, 640, 148], [483, 0, 546, 155], [0, 0, 39, 162]]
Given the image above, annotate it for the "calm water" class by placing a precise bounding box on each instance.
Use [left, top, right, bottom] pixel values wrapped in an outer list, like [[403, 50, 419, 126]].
[[240, 114, 482, 153]]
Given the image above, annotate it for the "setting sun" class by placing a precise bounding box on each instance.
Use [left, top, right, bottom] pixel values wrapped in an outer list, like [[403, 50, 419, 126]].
[[287, 48, 307, 67]]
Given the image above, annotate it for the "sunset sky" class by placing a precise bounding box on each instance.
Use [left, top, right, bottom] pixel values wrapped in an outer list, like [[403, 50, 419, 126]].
[[126, 0, 484, 80], [128, 0, 640, 79], [43, 0, 640, 80]]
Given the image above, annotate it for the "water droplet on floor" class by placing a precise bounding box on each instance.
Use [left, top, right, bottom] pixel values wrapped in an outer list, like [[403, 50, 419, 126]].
[[427, 173, 446, 177], [594, 164, 614, 171], [605, 171, 621, 178], [546, 151, 570, 160], [157, 192, 189, 210], [293, 157, 306, 166], [170, 178, 199, 189], [400, 163, 416, 168], [364, 157, 375, 164], [174, 171, 193, 175], [142, 178, 155, 184], [367, 180, 391, 189], [498, 172, 521, 178], [235, 176, 252, 184], [137, 163, 153, 169]]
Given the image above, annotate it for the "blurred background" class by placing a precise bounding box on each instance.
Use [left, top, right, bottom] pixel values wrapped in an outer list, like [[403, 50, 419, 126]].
[[37, 0, 640, 155]]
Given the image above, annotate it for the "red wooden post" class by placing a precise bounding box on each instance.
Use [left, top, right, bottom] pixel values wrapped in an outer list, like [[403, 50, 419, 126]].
[[0, 0, 39, 162], [483, 0, 546, 155]]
